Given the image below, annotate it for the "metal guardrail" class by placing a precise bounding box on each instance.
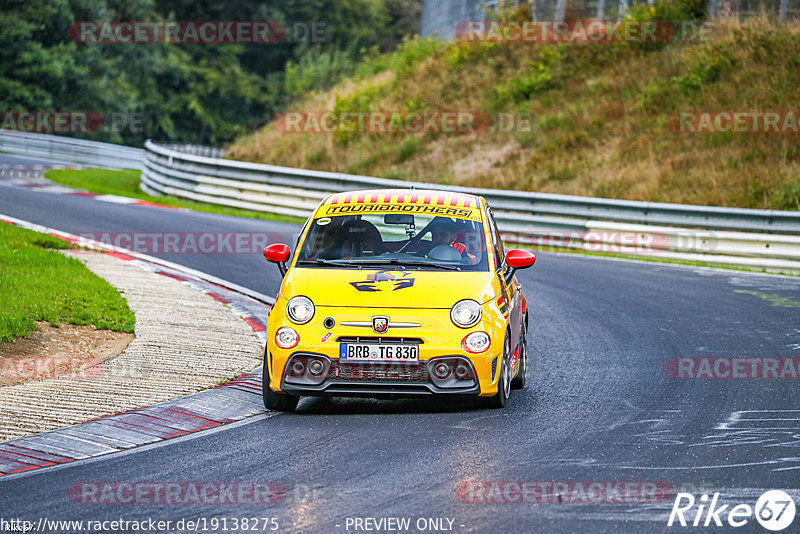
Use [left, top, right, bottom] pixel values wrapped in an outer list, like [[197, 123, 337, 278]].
[[0, 130, 144, 170], [142, 140, 800, 274], [155, 144, 225, 159], [1, 131, 797, 273]]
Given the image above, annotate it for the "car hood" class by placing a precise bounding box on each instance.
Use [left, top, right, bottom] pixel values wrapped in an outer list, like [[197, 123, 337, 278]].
[[280, 267, 496, 308]]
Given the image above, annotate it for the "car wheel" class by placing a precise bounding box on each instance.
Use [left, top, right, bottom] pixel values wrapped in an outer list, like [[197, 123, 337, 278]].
[[482, 335, 511, 409], [262, 359, 299, 412], [511, 325, 527, 390]]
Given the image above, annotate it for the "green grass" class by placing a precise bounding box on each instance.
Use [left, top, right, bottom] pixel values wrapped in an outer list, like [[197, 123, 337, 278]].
[[0, 223, 136, 342], [44, 168, 305, 224]]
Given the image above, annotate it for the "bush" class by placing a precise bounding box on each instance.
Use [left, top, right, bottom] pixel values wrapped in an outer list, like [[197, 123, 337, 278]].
[[772, 180, 800, 211], [284, 48, 364, 99], [627, 0, 710, 50], [354, 36, 444, 80], [493, 47, 560, 104]]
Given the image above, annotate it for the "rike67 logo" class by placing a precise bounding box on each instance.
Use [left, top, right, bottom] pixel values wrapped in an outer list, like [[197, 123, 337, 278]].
[[668, 490, 796, 531]]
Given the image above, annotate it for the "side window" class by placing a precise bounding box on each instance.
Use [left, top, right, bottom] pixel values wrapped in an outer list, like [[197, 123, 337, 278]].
[[295, 217, 311, 250], [486, 208, 505, 272]]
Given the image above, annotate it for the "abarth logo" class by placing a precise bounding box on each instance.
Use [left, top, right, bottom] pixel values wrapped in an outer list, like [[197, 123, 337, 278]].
[[350, 270, 415, 292], [372, 316, 389, 334]]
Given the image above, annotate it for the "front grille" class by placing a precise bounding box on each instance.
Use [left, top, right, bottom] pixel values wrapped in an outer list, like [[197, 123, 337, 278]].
[[336, 336, 423, 345], [329, 361, 428, 383]]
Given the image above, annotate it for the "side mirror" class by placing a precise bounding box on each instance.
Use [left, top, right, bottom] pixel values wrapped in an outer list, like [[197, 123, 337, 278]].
[[263, 243, 290, 276], [504, 249, 536, 282]]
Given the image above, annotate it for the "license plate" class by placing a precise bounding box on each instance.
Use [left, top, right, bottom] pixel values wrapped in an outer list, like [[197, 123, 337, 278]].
[[339, 343, 419, 362]]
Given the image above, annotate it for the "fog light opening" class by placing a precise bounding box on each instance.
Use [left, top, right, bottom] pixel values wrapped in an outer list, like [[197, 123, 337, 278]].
[[308, 359, 325, 376], [290, 360, 306, 375], [455, 363, 471, 380], [433, 362, 452, 380]]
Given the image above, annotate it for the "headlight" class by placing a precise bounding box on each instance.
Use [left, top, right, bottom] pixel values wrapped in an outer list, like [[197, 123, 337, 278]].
[[286, 296, 314, 324], [275, 327, 299, 349], [450, 299, 482, 328], [462, 331, 491, 353]]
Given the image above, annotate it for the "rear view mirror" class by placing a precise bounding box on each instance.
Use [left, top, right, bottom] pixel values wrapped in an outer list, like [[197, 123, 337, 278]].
[[384, 214, 414, 225]]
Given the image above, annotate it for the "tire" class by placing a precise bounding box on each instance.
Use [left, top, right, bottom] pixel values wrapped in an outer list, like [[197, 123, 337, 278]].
[[481, 335, 511, 409], [262, 358, 299, 412], [511, 324, 527, 390]]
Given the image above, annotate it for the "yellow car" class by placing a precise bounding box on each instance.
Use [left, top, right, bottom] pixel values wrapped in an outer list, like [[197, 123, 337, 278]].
[[261, 189, 536, 411]]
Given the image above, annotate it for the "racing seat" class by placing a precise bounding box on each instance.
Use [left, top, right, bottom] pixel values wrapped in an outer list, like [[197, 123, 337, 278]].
[[319, 219, 386, 259]]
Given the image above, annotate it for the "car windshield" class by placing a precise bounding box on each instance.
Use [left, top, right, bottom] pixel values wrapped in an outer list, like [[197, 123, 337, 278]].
[[296, 213, 489, 271]]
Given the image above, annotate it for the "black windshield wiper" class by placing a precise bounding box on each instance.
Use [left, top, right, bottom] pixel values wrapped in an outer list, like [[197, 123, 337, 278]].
[[296, 258, 351, 267], [350, 258, 461, 271]]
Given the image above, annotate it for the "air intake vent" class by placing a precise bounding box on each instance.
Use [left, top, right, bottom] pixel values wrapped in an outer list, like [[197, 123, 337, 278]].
[[336, 336, 423, 345], [491, 357, 498, 381], [330, 361, 427, 383]]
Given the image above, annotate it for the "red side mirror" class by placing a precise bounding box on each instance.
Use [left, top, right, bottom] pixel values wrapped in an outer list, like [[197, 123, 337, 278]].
[[505, 249, 536, 269], [263, 243, 290, 263]]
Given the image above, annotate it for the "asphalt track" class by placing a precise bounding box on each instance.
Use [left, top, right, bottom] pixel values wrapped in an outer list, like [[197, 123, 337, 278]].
[[1, 158, 799, 533]]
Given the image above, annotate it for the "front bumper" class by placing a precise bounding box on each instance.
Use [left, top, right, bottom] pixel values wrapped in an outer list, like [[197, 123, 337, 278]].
[[266, 305, 506, 397], [278, 352, 481, 397]]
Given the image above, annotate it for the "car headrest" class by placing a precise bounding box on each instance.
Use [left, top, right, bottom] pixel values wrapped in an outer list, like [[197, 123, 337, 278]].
[[340, 220, 381, 243]]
